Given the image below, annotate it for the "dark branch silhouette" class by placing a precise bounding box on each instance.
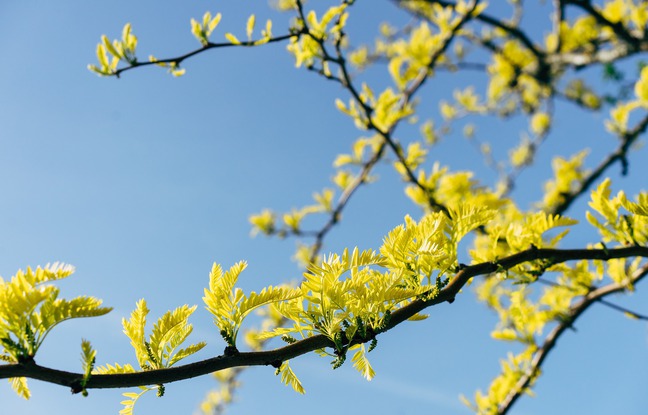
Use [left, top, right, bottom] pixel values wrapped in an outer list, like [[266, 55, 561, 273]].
[[2, 245, 646, 395]]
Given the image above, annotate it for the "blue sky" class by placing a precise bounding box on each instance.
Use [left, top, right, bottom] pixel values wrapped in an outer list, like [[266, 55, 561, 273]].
[[1, 1, 647, 414]]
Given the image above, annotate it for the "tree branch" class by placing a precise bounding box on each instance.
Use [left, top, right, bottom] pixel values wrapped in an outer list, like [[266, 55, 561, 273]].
[[565, 0, 638, 46], [1, 245, 646, 392], [398, 0, 546, 63], [357, 0, 480, 216], [551, 111, 648, 216], [597, 298, 648, 321], [309, 143, 387, 263], [110, 33, 301, 78], [497, 261, 648, 414]]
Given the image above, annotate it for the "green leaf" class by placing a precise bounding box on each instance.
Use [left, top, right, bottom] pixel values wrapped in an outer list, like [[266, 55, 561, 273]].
[[149, 304, 206, 367], [102, 35, 121, 59], [148, 304, 196, 367], [246, 14, 256, 40], [166, 341, 207, 367], [351, 344, 375, 380], [24, 263, 75, 286], [621, 192, 648, 216], [0, 264, 110, 360], [9, 377, 30, 399], [276, 361, 305, 394], [450, 204, 496, 243], [36, 296, 112, 349], [252, 326, 309, 340], [203, 262, 248, 345], [119, 389, 150, 415], [225, 33, 241, 45], [93, 362, 137, 375], [122, 299, 149, 367], [206, 261, 246, 306], [207, 12, 222, 33], [80, 339, 96, 384], [204, 260, 302, 346], [235, 286, 301, 326]]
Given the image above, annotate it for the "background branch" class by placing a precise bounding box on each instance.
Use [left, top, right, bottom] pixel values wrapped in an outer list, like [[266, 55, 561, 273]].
[[552, 112, 648, 216], [497, 262, 648, 414]]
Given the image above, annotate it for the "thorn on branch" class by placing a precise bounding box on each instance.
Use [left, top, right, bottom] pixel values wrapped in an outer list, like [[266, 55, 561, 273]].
[[269, 360, 283, 369]]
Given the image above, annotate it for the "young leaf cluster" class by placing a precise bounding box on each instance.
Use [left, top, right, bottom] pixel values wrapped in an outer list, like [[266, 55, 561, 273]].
[[203, 261, 301, 350], [0, 263, 111, 398], [95, 299, 205, 414]]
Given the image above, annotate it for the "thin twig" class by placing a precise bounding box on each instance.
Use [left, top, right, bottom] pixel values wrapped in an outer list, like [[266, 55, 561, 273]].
[[551, 112, 648, 216], [111, 33, 301, 78]]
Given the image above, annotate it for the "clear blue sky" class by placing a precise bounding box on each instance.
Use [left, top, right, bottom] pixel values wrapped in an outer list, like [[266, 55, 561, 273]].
[[1, 1, 646, 414]]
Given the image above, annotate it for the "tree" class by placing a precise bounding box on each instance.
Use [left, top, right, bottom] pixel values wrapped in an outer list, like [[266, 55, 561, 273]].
[[1, 0, 647, 413]]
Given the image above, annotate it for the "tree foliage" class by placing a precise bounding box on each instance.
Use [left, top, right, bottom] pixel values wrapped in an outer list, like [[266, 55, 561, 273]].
[[3, 1, 648, 414]]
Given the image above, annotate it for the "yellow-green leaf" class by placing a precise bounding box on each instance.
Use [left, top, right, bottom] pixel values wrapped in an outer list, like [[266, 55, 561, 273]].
[[246, 14, 256, 40], [122, 299, 149, 367], [225, 33, 241, 45], [351, 344, 375, 380], [276, 361, 305, 394], [9, 377, 30, 399]]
